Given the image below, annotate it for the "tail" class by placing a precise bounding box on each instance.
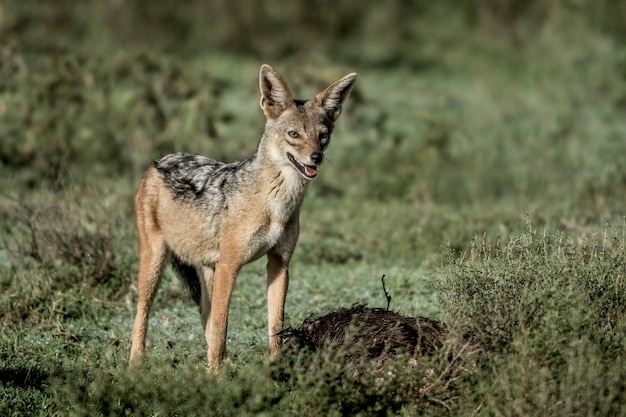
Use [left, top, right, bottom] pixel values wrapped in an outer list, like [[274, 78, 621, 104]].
[[171, 254, 201, 305]]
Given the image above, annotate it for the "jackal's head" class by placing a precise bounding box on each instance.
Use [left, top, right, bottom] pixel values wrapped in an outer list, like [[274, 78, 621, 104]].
[[259, 64, 357, 180]]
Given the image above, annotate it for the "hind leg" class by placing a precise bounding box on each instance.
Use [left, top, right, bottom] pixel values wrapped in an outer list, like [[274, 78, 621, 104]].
[[130, 233, 167, 366], [199, 265, 215, 347], [130, 174, 168, 366]]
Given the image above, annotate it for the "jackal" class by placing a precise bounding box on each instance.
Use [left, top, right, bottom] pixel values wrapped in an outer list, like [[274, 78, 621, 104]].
[[130, 64, 357, 370]]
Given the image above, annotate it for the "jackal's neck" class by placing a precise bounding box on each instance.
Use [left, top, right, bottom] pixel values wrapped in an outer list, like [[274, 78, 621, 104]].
[[248, 148, 309, 195], [246, 137, 310, 218]]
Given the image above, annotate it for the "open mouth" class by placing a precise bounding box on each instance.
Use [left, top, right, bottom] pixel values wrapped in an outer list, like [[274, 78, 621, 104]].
[[287, 153, 318, 179]]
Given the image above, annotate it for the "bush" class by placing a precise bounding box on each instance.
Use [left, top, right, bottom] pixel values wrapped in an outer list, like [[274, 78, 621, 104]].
[[0, 48, 225, 186], [437, 225, 626, 415], [0, 185, 134, 323]]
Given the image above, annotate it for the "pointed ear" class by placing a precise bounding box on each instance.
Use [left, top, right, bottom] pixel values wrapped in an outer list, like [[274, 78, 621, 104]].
[[314, 72, 357, 122], [259, 64, 295, 119]]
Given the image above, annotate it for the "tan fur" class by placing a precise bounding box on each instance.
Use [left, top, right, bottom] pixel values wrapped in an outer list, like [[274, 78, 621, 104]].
[[130, 64, 356, 371]]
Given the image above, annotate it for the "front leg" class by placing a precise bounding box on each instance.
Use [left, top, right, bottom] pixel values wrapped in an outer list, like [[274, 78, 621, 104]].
[[266, 215, 299, 358], [206, 259, 240, 371], [266, 251, 290, 357]]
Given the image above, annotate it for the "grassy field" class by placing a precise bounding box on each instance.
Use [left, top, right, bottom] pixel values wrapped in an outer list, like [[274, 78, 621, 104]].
[[1, 1, 626, 415]]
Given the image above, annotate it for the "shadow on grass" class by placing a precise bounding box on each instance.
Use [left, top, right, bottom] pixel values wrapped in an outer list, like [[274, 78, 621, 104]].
[[0, 363, 48, 390]]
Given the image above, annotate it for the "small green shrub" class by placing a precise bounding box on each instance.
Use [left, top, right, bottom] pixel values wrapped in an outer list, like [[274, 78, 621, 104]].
[[437, 225, 626, 415], [0, 186, 134, 323], [1, 189, 118, 284]]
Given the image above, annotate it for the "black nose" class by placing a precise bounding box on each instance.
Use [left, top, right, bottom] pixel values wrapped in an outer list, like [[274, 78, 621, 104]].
[[311, 152, 323, 165]]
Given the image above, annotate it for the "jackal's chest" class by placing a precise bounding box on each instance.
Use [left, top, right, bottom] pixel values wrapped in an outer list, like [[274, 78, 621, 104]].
[[225, 177, 304, 263], [243, 221, 288, 263]]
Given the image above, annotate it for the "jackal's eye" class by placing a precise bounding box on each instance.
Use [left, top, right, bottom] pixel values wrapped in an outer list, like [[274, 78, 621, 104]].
[[317, 131, 330, 146], [287, 130, 300, 139]]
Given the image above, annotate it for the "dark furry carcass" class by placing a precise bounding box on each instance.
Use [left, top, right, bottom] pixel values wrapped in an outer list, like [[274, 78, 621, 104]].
[[278, 304, 447, 363]]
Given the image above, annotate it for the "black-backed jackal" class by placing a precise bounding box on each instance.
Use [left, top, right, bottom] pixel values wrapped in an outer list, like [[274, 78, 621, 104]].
[[130, 64, 357, 370]]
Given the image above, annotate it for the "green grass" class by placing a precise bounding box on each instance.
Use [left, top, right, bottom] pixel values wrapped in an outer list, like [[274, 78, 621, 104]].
[[2, 1, 626, 415]]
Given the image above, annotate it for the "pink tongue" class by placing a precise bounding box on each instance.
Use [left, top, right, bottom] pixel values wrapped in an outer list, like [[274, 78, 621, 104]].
[[305, 165, 317, 177]]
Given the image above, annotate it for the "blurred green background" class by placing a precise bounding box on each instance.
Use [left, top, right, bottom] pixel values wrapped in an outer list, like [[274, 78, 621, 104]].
[[2, 0, 625, 206], [3, 0, 625, 268]]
